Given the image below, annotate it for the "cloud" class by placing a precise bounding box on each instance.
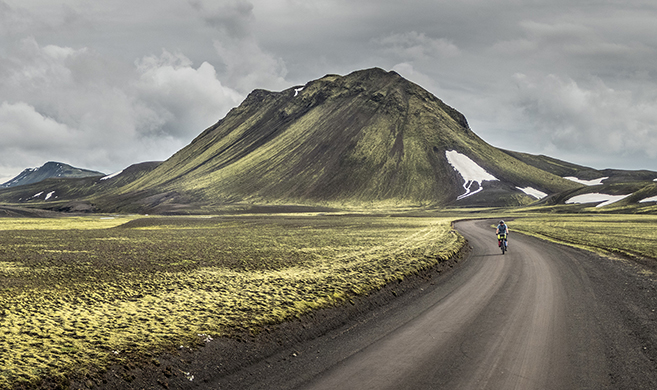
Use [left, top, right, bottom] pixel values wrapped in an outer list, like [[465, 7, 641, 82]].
[[518, 19, 649, 60], [513, 73, 657, 160], [0, 38, 243, 177], [188, 0, 254, 38], [187, 0, 288, 93], [2, 0, 657, 179], [135, 50, 243, 139], [213, 37, 288, 94], [0, 1, 32, 37], [375, 31, 461, 60], [0, 101, 76, 148], [0, 100, 94, 183]]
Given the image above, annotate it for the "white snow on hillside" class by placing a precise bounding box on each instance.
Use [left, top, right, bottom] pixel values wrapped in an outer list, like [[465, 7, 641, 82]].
[[640, 195, 657, 203], [32, 191, 44, 198], [45, 191, 55, 200], [564, 176, 608, 186], [566, 193, 630, 207], [516, 186, 548, 199], [294, 87, 304, 97], [101, 170, 123, 181], [445, 150, 498, 200]]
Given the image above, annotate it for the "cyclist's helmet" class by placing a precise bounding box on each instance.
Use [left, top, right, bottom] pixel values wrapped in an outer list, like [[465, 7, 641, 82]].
[[499, 220, 505, 224]]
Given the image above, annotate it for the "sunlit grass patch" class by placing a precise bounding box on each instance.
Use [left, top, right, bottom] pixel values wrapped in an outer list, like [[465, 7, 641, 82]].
[[0, 216, 140, 231], [512, 214, 657, 260], [0, 215, 463, 388]]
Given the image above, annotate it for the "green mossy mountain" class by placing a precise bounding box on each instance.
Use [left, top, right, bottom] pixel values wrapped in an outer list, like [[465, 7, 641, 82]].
[[114, 68, 579, 208], [3, 68, 654, 213]]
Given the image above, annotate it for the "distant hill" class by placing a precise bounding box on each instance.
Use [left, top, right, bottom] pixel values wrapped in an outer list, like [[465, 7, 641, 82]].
[[501, 150, 657, 184], [0, 162, 104, 188], [500, 150, 657, 211], [0, 162, 161, 212]]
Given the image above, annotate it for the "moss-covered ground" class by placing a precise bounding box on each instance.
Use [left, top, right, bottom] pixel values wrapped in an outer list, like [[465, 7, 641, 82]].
[[0, 214, 463, 388], [511, 214, 657, 261]]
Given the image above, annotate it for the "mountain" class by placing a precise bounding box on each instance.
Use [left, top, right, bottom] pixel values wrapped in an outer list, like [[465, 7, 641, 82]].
[[501, 150, 657, 184], [499, 150, 657, 211], [1, 68, 654, 213], [0, 162, 104, 188], [111, 68, 581, 210], [0, 162, 161, 212]]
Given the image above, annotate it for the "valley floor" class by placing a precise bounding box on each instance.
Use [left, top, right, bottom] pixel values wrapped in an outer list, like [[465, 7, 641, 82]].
[[87, 219, 657, 389]]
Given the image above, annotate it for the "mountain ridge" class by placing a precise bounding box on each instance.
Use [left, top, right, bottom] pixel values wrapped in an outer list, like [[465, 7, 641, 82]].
[[0, 162, 104, 189], [1, 68, 655, 213]]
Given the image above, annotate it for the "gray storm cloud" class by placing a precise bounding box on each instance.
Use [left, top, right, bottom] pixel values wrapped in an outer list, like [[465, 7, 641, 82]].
[[0, 34, 243, 180], [1, 0, 657, 181], [513, 73, 657, 158]]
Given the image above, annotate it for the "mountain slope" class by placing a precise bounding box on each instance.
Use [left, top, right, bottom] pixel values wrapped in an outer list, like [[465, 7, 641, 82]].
[[115, 68, 580, 208], [0, 162, 104, 188]]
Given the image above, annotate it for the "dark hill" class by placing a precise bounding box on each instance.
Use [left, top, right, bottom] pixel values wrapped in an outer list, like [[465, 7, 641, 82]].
[[502, 150, 657, 184], [114, 68, 580, 209], [0, 162, 104, 188], [0, 162, 161, 212]]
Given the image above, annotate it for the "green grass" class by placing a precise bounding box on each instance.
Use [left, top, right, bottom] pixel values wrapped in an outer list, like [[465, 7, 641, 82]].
[[0, 214, 463, 388], [511, 214, 657, 260]]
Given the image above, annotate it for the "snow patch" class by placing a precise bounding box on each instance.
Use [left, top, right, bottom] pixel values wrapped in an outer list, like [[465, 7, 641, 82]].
[[640, 195, 657, 203], [564, 176, 608, 186], [294, 87, 304, 97], [45, 191, 55, 200], [32, 191, 44, 198], [566, 193, 630, 208], [101, 170, 123, 181], [445, 150, 498, 200], [516, 186, 548, 200]]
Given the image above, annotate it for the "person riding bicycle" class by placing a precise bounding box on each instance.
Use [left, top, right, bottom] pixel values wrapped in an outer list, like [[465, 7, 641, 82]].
[[496, 220, 509, 249]]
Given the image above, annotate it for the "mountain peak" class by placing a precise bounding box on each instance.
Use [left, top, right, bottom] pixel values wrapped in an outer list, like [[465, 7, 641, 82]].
[[299, 68, 469, 130], [0, 162, 104, 188]]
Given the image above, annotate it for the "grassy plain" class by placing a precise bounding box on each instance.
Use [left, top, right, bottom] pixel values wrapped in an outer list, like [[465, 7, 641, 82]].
[[511, 214, 657, 261], [0, 214, 463, 388]]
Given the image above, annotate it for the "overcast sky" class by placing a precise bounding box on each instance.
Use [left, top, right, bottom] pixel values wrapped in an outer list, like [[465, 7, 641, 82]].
[[2, 0, 657, 182]]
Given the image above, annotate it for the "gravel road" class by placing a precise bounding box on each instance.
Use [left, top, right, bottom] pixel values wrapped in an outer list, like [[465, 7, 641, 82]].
[[208, 219, 657, 390]]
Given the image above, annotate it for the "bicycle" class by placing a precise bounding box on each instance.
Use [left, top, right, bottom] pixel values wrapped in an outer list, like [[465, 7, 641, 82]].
[[497, 233, 508, 254]]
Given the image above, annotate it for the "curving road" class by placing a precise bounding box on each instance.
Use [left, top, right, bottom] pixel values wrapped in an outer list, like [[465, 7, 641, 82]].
[[211, 219, 657, 389]]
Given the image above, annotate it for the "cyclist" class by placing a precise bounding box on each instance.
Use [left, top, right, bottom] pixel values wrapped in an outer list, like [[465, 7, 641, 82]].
[[496, 220, 509, 250]]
